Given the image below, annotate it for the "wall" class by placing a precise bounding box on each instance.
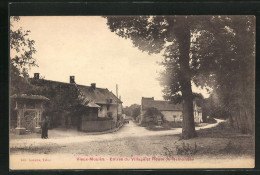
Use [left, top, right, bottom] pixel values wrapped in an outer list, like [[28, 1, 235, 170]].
[[194, 102, 203, 123], [161, 111, 183, 122], [118, 103, 123, 115], [98, 105, 108, 118], [80, 120, 116, 132], [98, 103, 123, 121], [194, 111, 203, 123]]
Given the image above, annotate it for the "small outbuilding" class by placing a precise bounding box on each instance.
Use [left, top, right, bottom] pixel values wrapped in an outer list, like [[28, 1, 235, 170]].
[[10, 94, 49, 135]]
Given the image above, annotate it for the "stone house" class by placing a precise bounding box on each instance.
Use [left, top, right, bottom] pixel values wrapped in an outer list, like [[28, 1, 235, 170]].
[[140, 97, 203, 123], [10, 73, 123, 133], [77, 82, 123, 120]]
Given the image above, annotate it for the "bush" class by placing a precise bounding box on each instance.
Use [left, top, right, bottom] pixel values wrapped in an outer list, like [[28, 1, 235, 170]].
[[132, 107, 141, 120], [143, 107, 164, 124], [163, 121, 182, 128], [175, 142, 198, 156], [96, 116, 113, 121]]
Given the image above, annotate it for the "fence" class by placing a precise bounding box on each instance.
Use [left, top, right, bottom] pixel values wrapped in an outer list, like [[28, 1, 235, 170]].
[[80, 120, 116, 132]]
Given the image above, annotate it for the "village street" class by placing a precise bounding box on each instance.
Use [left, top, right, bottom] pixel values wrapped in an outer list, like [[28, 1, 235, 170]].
[[10, 118, 255, 169], [10, 119, 224, 148]]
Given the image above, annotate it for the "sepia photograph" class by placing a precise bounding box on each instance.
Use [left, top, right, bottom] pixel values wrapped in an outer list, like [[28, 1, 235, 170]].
[[9, 15, 255, 169]]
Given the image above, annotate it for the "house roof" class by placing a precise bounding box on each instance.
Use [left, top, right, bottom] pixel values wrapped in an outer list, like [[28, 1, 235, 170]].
[[85, 101, 101, 108], [77, 85, 122, 105], [141, 97, 183, 111], [29, 78, 122, 106], [10, 94, 50, 101]]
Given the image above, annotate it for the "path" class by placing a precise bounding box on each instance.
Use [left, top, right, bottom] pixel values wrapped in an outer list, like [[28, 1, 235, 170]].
[[10, 118, 225, 148]]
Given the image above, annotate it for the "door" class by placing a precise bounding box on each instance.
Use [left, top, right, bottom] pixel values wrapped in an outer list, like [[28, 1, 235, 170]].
[[24, 111, 36, 131]]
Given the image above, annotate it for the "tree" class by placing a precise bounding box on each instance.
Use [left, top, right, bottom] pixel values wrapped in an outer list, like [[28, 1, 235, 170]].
[[143, 107, 163, 123], [105, 16, 254, 138], [123, 104, 141, 119], [132, 106, 141, 120], [161, 16, 254, 133], [202, 92, 229, 121], [105, 16, 210, 138], [10, 16, 37, 95], [204, 16, 255, 133]]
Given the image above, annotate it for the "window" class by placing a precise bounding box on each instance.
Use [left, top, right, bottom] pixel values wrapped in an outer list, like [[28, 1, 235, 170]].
[[180, 115, 183, 119], [173, 115, 177, 118]]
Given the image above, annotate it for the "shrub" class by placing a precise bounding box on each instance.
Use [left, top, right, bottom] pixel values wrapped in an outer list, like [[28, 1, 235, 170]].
[[143, 107, 164, 124], [96, 116, 113, 121], [175, 142, 198, 156], [132, 107, 141, 120], [163, 121, 182, 128]]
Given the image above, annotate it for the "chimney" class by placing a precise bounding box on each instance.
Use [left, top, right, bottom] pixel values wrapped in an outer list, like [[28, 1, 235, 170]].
[[91, 83, 96, 89], [34, 73, 39, 79], [70, 76, 75, 83]]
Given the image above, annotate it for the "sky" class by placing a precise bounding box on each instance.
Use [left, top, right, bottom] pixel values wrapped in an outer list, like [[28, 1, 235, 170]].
[[11, 16, 209, 106]]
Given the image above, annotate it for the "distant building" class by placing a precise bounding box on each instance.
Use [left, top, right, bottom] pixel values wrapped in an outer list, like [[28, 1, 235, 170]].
[[140, 97, 202, 123]]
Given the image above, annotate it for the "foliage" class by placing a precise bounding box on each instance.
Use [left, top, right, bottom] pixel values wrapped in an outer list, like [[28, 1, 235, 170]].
[[132, 106, 141, 120], [96, 116, 113, 121], [142, 107, 164, 127], [144, 121, 182, 131], [143, 107, 163, 122], [104, 16, 216, 138], [123, 104, 141, 120], [123, 104, 140, 115], [105, 16, 255, 136], [28, 79, 84, 113], [163, 121, 183, 128], [10, 16, 37, 77], [164, 142, 198, 157], [202, 92, 230, 120], [175, 142, 198, 156], [10, 16, 38, 96]]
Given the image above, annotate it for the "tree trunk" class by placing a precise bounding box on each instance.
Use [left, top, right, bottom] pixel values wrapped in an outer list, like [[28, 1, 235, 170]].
[[175, 19, 197, 139]]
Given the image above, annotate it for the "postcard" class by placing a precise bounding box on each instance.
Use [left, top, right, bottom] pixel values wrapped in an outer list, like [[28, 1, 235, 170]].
[[9, 15, 255, 169]]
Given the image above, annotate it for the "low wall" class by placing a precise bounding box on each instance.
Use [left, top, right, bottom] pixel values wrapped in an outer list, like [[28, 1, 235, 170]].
[[81, 120, 116, 132]]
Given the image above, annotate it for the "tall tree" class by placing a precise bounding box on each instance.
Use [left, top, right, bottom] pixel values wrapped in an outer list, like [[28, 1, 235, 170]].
[[205, 16, 255, 133], [105, 16, 208, 139], [160, 16, 255, 134], [105, 16, 255, 138]]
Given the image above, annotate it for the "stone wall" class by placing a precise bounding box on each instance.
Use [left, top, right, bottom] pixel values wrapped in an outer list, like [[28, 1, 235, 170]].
[[80, 120, 116, 132]]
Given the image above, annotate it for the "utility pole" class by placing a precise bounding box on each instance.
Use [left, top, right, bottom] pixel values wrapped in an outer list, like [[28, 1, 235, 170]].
[[116, 84, 119, 122]]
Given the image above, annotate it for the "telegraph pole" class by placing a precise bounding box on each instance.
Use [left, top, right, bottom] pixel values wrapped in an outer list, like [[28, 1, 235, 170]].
[[116, 84, 119, 122]]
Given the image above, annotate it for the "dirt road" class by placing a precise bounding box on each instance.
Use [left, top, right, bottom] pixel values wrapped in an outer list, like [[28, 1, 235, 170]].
[[10, 119, 225, 148], [10, 119, 255, 169]]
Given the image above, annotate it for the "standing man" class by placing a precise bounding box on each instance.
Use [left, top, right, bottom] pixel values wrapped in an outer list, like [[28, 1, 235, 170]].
[[45, 116, 50, 138], [41, 116, 49, 139], [41, 117, 46, 139]]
